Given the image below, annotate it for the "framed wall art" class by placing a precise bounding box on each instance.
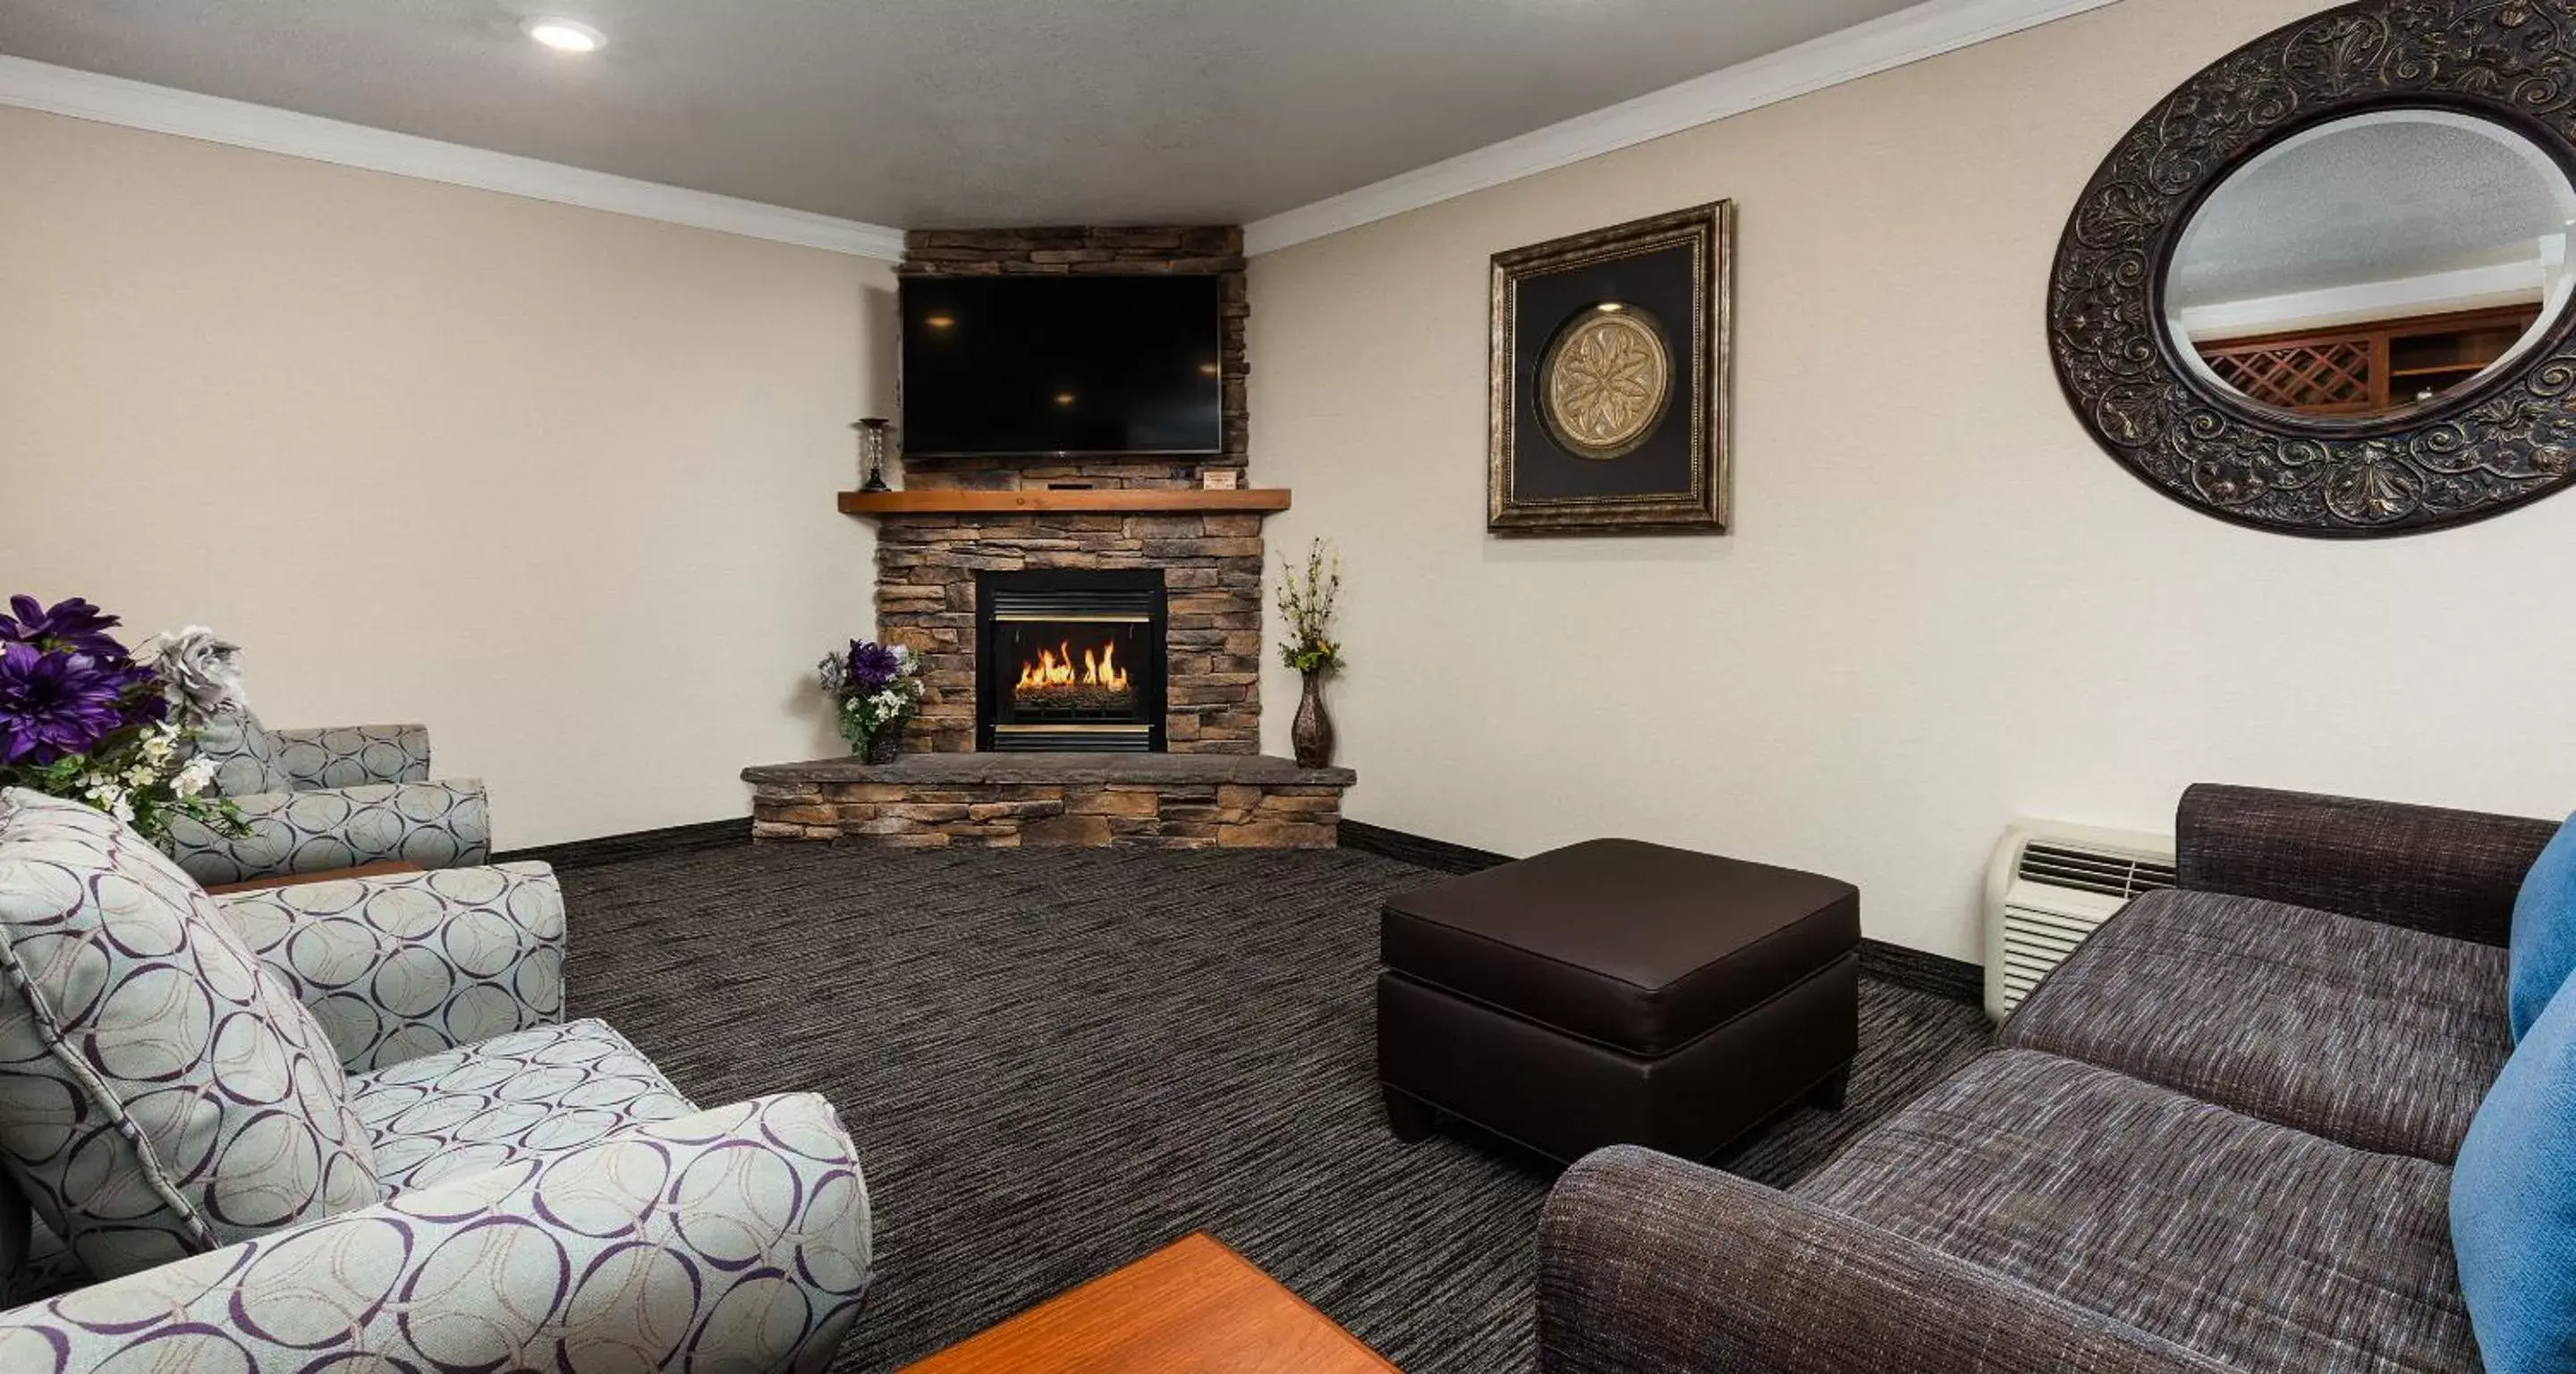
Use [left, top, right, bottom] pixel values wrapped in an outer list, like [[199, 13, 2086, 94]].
[[1488, 201, 1733, 532]]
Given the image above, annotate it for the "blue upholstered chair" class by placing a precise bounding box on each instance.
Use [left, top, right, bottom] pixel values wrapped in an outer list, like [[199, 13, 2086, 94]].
[[161, 708, 491, 885], [0, 788, 872, 1371]]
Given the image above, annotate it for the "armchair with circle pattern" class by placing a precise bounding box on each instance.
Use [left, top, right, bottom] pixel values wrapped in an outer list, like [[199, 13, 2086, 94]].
[[0, 789, 871, 1372], [161, 709, 491, 886]]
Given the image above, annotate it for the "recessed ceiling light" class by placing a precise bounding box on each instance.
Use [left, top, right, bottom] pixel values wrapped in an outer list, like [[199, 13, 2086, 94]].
[[524, 18, 605, 53]]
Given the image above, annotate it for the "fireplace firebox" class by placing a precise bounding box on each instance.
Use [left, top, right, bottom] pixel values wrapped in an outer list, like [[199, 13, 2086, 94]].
[[976, 569, 1166, 752]]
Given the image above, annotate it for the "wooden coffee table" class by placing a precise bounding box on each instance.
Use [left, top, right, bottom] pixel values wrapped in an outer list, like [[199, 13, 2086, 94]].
[[901, 1234, 1398, 1373]]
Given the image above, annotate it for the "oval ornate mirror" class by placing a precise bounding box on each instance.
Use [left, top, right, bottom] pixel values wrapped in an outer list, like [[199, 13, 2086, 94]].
[[2051, 1, 2576, 536]]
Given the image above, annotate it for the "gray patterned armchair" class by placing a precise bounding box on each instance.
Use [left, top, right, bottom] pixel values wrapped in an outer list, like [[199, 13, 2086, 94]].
[[0, 789, 871, 1372], [163, 709, 491, 886]]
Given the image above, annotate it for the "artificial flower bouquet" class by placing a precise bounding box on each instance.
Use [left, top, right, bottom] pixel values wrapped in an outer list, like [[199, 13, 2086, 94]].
[[818, 638, 926, 761], [0, 595, 248, 842], [1275, 537, 1345, 676]]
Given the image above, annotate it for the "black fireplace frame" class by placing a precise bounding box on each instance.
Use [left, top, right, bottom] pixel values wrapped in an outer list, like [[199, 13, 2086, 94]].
[[974, 567, 1167, 753]]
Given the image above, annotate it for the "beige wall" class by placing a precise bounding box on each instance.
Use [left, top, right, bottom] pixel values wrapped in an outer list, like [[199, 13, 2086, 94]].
[[2, 107, 893, 848], [1250, 0, 2575, 961]]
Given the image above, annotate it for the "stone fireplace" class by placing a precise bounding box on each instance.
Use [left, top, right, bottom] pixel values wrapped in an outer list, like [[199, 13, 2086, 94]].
[[741, 225, 1353, 849], [874, 509, 1260, 756]]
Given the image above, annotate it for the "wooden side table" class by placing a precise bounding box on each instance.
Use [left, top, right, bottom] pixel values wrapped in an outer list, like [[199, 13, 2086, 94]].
[[902, 1234, 1398, 1373], [204, 861, 425, 895]]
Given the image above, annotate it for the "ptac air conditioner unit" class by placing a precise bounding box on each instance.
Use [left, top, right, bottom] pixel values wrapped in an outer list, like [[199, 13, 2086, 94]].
[[1983, 820, 2176, 1022]]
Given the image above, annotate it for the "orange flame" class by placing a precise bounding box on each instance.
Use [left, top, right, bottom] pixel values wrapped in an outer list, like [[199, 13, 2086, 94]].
[[1018, 639, 1126, 691]]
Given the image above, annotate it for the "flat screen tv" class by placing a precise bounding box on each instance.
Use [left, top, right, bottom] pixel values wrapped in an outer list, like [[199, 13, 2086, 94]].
[[900, 275, 1224, 458]]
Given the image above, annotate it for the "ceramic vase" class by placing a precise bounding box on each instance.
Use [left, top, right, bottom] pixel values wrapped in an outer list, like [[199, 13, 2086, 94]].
[[1292, 671, 1335, 768]]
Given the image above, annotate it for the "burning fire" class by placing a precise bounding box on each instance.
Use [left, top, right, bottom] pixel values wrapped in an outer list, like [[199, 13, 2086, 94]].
[[1017, 640, 1128, 692]]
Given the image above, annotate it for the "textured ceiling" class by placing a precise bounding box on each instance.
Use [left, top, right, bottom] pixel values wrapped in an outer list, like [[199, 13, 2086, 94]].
[[0, 0, 1920, 227], [2169, 112, 2576, 307]]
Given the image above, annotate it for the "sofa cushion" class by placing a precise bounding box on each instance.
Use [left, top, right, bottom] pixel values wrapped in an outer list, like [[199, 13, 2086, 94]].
[[188, 707, 292, 798], [0, 790, 382, 1280], [1999, 887, 2508, 1162], [269, 724, 433, 791], [213, 861, 567, 1074], [1379, 838, 1856, 1056], [161, 779, 492, 887], [7, 1218, 84, 1307], [2508, 814, 2576, 1041], [349, 1018, 696, 1192], [1796, 1049, 2474, 1373], [2453, 980, 2576, 1374]]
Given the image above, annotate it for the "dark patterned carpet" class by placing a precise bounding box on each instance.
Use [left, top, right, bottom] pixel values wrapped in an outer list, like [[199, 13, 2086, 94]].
[[559, 844, 1992, 1372]]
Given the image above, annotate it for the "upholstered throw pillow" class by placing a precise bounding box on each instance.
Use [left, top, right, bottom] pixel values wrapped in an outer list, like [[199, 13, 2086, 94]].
[[0, 789, 382, 1280], [2509, 812, 2576, 1040], [2454, 978, 2576, 1374], [188, 707, 292, 797]]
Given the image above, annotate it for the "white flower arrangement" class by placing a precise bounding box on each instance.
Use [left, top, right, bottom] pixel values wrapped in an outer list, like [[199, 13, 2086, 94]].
[[817, 639, 927, 754], [79, 725, 216, 827], [0, 594, 250, 844]]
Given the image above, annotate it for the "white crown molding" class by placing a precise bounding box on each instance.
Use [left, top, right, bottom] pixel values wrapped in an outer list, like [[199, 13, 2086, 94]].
[[2179, 259, 2553, 340], [0, 55, 907, 260], [1243, 0, 2122, 256]]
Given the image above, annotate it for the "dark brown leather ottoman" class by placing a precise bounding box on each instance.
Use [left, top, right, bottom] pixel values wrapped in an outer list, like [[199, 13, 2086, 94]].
[[1377, 837, 1859, 1163]]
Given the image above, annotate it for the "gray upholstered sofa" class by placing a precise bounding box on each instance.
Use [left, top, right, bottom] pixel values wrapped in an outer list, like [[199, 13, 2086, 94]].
[[0, 788, 870, 1372], [1538, 783, 2559, 1374], [163, 711, 491, 886]]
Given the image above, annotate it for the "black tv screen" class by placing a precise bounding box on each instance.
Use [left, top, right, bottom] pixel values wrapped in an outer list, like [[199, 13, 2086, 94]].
[[900, 275, 1224, 457]]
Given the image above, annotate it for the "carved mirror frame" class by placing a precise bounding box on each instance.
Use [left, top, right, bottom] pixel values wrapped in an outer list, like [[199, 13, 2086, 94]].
[[2048, 0, 2576, 537]]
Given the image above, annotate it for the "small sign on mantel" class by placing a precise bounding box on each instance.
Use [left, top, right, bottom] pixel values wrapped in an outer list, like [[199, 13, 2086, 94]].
[[1201, 469, 1241, 490]]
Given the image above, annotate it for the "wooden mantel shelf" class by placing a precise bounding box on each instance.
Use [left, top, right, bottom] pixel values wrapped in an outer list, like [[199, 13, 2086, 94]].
[[838, 488, 1291, 516]]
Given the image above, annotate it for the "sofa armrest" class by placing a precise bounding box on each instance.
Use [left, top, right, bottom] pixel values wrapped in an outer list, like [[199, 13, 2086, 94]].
[[0, 1093, 871, 1371], [215, 861, 565, 1073], [269, 723, 435, 789], [1538, 1146, 2233, 1374], [2176, 783, 2558, 946], [162, 778, 491, 886]]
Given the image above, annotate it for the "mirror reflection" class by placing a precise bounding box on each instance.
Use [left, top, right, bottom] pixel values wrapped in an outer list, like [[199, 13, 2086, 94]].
[[2165, 109, 2576, 420]]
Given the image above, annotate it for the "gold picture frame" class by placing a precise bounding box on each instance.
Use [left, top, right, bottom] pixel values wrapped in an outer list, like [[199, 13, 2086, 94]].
[[1488, 201, 1733, 532]]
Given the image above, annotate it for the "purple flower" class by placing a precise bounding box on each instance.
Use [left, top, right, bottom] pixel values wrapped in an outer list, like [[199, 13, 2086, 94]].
[[0, 595, 130, 658], [107, 663, 169, 730], [847, 640, 901, 693], [0, 643, 136, 766]]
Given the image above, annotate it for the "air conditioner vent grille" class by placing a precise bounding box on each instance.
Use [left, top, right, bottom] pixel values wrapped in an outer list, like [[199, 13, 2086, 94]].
[[1984, 821, 2178, 1023], [2014, 842, 2176, 899]]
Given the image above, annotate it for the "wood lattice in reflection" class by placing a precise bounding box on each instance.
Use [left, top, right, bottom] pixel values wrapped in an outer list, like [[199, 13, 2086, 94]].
[[2202, 338, 2376, 413]]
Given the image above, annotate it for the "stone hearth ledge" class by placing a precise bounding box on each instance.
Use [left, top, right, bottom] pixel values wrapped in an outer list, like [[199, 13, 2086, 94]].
[[742, 752, 1356, 849]]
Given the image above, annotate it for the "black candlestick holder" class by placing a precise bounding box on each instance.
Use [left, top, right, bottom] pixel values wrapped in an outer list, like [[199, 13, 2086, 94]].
[[852, 417, 894, 492]]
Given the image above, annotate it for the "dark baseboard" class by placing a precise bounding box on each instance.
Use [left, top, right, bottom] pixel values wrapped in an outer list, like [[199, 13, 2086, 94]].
[[1336, 819, 1513, 875], [1855, 941, 1983, 1005], [1338, 819, 1985, 1005], [493, 817, 750, 871]]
